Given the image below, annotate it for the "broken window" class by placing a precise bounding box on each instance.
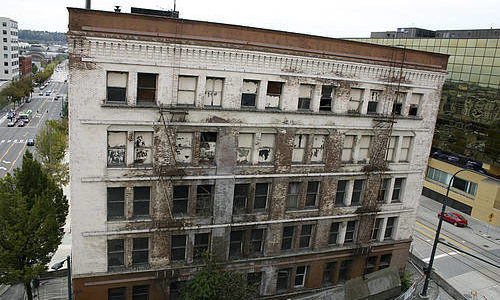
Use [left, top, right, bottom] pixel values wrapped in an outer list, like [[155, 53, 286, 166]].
[[171, 234, 186, 261], [329, 222, 340, 245], [265, 81, 282, 109], [294, 266, 308, 288], [292, 134, 308, 163], [233, 184, 250, 214], [341, 135, 355, 163], [298, 84, 313, 110], [338, 260, 352, 283], [276, 268, 291, 291], [107, 131, 126, 167], [108, 287, 126, 300], [358, 135, 371, 163], [137, 73, 157, 104], [378, 178, 390, 203], [108, 239, 125, 268], [229, 230, 243, 258], [310, 135, 325, 162], [392, 178, 404, 202], [400, 137, 412, 162], [392, 92, 405, 115], [258, 133, 275, 163], [372, 218, 382, 240], [409, 93, 422, 116], [335, 180, 347, 207], [344, 221, 357, 243], [196, 185, 213, 216], [323, 262, 337, 285], [320, 86, 333, 111], [241, 79, 259, 108], [106, 71, 127, 102], [351, 180, 364, 206], [133, 187, 150, 217], [299, 225, 313, 248], [200, 132, 217, 163], [204, 77, 223, 106], [175, 132, 193, 164], [172, 185, 189, 216], [348, 88, 363, 113], [386, 136, 397, 162], [177, 76, 197, 105], [281, 226, 295, 250], [384, 217, 396, 240], [254, 183, 268, 211], [367, 90, 381, 114], [250, 229, 265, 254], [132, 237, 149, 265], [237, 133, 253, 164], [132, 285, 149, 300], [286, 182, 301, 210], [107, 187, 125, 220], [134, 132, 152, 165], [305, 181, 319, 208], [194, 233, 210, 260], [379, 254, 392, 269]]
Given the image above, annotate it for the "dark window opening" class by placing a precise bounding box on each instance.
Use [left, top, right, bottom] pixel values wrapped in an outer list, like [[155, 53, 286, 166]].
[[133, 187, 150, 217], [107, 71, 127, 102], [365, 256, 378, 274], [173, 185, 189, 216], [351, 180, 364, 205], [338, 260, 352, 283], [372, 218, 382, 240], [108, 287, 126, 300], [250, 229, 264, 254], [345, 221, 356, 243], [384, 217, 396, 240], [335, 180, 347, 207], [233, 184, 249, 214], [329, 222, 340, 245], [171, 235, 186, 261], [392, 178, 404, 202], [392, 102, 402, 115], [379, 254, 392, 269], [277, 268, 291, 291], [305, 181, 319, 207], [107, 187, 125, 220], [194, 233, 210, 260], [137, 73, 157, 103], [196, 185, 213, 216], [247, 272, 262, 295], [323, 262, 337, 285], [266, 81, 282, 96], [229, 230, 243, 258], [299, 225, 312, 248], [132, 285, 149, 300], [254, 183, 268, 210], [367, 101, 378, 114], [409, 104, 418, 116], [320, 86, 333, 111], [281, 226, 295, 250], [294, 266, 307, 287], [132, 237, 149, 265], [107, 239, 124, 267]]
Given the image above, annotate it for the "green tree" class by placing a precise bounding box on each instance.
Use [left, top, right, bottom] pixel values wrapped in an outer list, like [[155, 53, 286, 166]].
[[32, 64, 38, 74], [0, 152, 68, 300], [35, 119, 69, 186]]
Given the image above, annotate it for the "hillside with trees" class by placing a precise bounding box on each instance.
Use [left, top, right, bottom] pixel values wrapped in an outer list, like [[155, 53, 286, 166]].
[[19, 30, 66, 44]]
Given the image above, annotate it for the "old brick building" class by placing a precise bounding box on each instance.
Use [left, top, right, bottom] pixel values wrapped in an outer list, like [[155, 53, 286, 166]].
[[67, 7, 448, 300]]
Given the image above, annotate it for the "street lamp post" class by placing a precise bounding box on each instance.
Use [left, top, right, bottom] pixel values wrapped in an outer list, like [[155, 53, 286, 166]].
[[51, 255, 72, 300]]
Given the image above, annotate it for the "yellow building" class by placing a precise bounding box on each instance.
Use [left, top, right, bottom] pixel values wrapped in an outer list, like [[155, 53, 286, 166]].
[[423, 157, 500, 227]]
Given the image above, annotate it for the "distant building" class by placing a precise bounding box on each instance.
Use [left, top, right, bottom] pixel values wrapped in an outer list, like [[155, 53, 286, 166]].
[[19, 55, 32, 77], [0, 17, 19, 81]]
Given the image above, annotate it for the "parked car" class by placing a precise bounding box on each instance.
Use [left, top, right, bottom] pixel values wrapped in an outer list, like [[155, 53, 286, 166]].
[[7, 121, 15, 127], [27, 139, 35, 146], [39, 91, 44, 96], [45, 90, 51, 96], [17, 120, 25, 127], [438, 212, 468, 227]]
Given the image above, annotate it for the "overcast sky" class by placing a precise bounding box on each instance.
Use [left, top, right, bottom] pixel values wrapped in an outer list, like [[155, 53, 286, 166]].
[[3, 0, 499, 38]]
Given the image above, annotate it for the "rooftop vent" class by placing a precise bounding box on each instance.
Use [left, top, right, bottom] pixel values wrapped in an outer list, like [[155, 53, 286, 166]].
[[131, 7, 179, 18]]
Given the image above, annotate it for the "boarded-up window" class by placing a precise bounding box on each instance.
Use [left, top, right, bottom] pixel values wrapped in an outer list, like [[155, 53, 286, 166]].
[[133, 187, 150, 217], [311, 135, 325, 162], [107, 71, 127, 102], [348, 88, 363, 112], [409, 93, 422, 116], [298, 84, 313, 110], [175, 132, 193, 163], [400, 137, 412, 162], [265, 81, 282, 109], [200, 132, 217, 163], [292, 134, 308, 162], [241, 80, 258, 108], [107, 132, 126, 166], [134, 132, 152, 165], [237, 133, 253, 164], [320, 86, 333, 111], [358, 136, 371, 162], [392, 92, 405, 115], [341, 135, 355, 162], [386, 137, 397, 162], [367, 90, 381, 114], [137, 73, 157, 103], [258, 134, 275, 163], [178, 76, 197, 105], [204, 77, 223, 106]]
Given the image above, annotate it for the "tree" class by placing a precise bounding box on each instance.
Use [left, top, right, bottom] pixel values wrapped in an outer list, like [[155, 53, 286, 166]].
[[0, 152, 68, 300], [181, 253, 257, 300], [32, 63, 38, 74], [35, 119, 69, 186]]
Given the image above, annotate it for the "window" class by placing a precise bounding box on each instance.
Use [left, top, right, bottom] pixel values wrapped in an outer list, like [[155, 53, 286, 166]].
[[204, 77, 223, 106], [281, 226, 295, 250], [319, 86, 333, 111], [233, 182, 268, 214], [322, 262, 336, 285], [365, 256, 378, 274], [276, 268, 291, 291], [108, 287, 126, 300], [335, 180, 347, 207], [169, 281, 184, 300], [452, 177, 477, 195], [299, 225, 313, 248], [392, 178, 404, 202], [172, 185, 189, 216], [341, 135, 355, 162], [409, 93, 422, 116], [137, 73, 157, 103], [247, 272, 262, 294], [282, 224, 313, 250], [379, 254, 392, 269], [237, 133, 253, 164], [378, 179, 390, 203], [133, 187, 150, 217], [305, 181, 320, 207], [386, 137, 397, 162], [108, 239, 124, 267], [107, 187, 125, 220], [368, 90, 381, 114], [250, 228, 265, 254], [372, 218, 382, 240], [229, 230, 243, 257], [2, 30, 5, 34], [298, 84, 313, 110], [194, 233, 210, 260], [134, 132, 152, 165], [106, 71, 127, 102], [171, 235, 186, 261], [384, 217, 396, 240], [358, 136, 371, 163], [286, 182, 301, 210], [241, 80, 259, 108], [2, 38, 6, 43], [258, 133, 275, 163], [348, 88, 363, 113], [175, 132, 193, 163], [2, 46, 6, 50], [3, 62, 7, 66], [233, 184, 250, 214], [254, 183, 269, 211], [400, 137, 412, 162], [351, 180, 364, 206], [426, 167, 452, 185], [310, 135, 325, 162], [338, 260, 351, 283], [107, 132, 126, 166], [292, 134, 308, 162], [265, 81, 282, 109], [177, 76, 197, 105], [132, 285, 149, 300], [200, 132, 217, 163], [392, 92, 405, 115], [132, 237, 149, 265], [230, 228, 265, 258], [329, 222, 340, 245], [2, 22, 6, 27], [294, 266, 307, 288], [196, 185, 213, 216], [345, 221, 357, 243]]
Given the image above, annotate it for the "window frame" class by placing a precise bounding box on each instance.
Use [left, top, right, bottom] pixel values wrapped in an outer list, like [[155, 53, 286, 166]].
[[107, 239, 125, 268], [133, 186, 151, 218], [136, 73, 158, 104], [107, 187, 125, 220], [171, 234, 187, 261], [132, 237, 149, 266], [177, 75, 197, 106]]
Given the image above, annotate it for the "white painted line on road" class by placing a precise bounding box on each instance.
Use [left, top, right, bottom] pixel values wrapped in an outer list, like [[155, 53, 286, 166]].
[[0, 140, 4, 143], [7, 140, 11, 143], [423, 251, 458, 263], [3, 160, 11, 164], [0, 167, 6, 170]]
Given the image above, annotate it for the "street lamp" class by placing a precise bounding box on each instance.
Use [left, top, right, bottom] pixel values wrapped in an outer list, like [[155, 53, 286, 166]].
[[51, 255, 72, 300]]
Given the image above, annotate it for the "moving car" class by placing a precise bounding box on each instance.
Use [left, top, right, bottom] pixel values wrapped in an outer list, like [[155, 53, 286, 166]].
[[45, 90, 51, 96], [39, 91, 44, 96], [7, 121, 15, 127], [27, 139, 35, 146], [17, 120, 25, 127], [438, 212, 468, 227]]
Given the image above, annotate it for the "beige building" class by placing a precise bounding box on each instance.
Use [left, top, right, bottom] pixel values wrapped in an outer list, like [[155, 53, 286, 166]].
[[0, 17, 19, 81], [68, 8, 448, 299]]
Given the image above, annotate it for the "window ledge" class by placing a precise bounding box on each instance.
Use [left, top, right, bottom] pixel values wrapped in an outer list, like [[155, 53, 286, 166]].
[[107, 217, 152, 224], [291, 163, 326, 167], [236, 164, 274, 168], [286, 208, 319, 213], [102, 102, 159, 109], [107, 166, 153, 170]]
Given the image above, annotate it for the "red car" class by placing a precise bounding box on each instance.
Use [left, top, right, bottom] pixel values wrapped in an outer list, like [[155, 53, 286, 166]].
[[438, 212, 468, 227]]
